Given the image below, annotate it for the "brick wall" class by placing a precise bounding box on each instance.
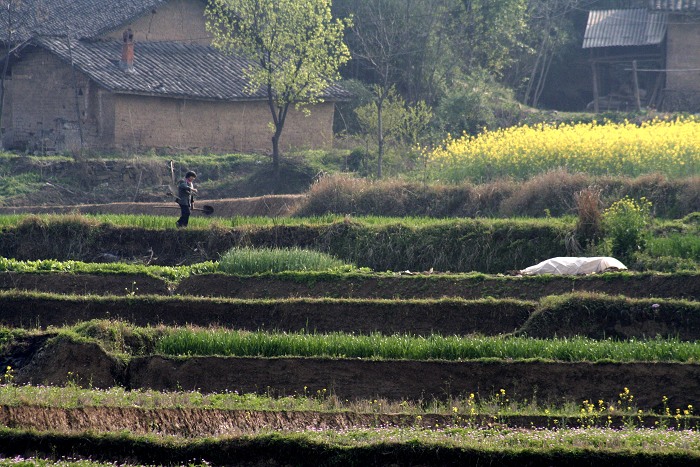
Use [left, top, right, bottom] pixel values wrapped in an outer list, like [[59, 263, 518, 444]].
[[113, 94, 335, 153], [102, 0, 210, 45]]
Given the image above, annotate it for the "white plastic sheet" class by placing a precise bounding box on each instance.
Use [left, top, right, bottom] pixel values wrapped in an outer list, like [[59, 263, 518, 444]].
[[519, 257, 627, 275]]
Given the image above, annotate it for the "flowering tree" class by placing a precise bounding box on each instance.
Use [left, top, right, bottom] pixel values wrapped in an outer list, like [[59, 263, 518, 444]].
[[206, 0, 351, 175]]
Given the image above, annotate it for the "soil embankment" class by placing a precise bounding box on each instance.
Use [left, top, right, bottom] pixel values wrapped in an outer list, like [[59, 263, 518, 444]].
[[1, 271, 697, 300], [3, 337, 699, 409]]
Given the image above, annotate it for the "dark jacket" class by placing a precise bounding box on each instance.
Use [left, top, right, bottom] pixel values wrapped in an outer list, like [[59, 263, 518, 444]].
[[177, 178, 195, 207]]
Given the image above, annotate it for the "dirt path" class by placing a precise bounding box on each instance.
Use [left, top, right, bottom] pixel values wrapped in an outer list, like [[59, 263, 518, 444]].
[[0, 195, 304, 217]]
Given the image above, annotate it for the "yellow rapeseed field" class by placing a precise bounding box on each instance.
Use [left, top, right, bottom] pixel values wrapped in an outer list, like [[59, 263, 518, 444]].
[[428, 117, 700, 182]]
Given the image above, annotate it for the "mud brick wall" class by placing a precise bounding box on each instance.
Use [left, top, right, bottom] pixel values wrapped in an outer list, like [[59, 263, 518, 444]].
[[665, 20, 700, 93], [103, 0, 210, 45], [3, 0, 337, 154], [7, 50, 102, 153], [113, 95, 335, 153]]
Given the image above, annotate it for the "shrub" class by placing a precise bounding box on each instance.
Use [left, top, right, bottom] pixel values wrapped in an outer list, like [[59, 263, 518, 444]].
[[436, 70, 522, 137], [292, 173, 698, 219], [602, 196, 653, 260]]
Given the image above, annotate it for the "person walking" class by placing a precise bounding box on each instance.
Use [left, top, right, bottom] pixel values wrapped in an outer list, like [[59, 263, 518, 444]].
[[176, 171, 198, 228]]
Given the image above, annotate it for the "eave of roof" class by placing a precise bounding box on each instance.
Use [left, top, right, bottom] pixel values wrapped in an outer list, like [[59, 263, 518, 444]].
[[583, 9, 668, 48], [36, 37, 351, 102], [649, 0, 700, 11]]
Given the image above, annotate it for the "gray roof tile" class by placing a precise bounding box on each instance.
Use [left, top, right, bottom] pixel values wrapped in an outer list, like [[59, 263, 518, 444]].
[[583, 9, 667, 48], [37, 37, 350, 101], [0, 0, 167, 42]]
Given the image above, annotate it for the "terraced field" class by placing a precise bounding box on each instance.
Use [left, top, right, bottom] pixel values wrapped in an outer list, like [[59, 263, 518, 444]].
[[0, 213, 699, 465]]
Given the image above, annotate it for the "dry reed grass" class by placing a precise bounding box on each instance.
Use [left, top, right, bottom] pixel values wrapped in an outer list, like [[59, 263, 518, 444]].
[[293, 172, 700, 219]]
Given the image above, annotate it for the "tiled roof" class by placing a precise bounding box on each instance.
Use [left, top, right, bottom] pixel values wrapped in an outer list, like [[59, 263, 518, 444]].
[[583, 9, 667, 48], [0, 0, 167, 42], [37, 37, 351, 101], [649, 0, 700, 10]]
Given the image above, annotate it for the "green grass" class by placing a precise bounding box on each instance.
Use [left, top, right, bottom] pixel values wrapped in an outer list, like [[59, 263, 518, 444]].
[[153, 328, 700, 362], [0, 257, 188, 282], [0, 213, 577, 229], [647, 234, 700, 261], [0, 381, 695, 428], [13, 317, 700, 363], [0, 172, 44, 198], [218, 246, 354, 274]]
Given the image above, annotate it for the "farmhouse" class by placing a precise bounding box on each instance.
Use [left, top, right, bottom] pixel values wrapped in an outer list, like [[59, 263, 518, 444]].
[[583, 0, 700, 112], [0, 0, 349, 154]]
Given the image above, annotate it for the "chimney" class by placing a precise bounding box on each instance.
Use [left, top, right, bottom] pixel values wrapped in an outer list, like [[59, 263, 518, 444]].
[[119, 28, 134, 72]]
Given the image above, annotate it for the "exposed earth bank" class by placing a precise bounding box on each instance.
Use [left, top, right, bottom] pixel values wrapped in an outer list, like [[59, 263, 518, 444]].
[[4, 338, 700, 410]]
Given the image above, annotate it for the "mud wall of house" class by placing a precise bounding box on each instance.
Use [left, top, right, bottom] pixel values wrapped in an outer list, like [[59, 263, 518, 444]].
[[665, 21, 700, 92], [102, 0, 209, 45], [6, 49, 107, 152], [112, 94, 335, 153], [663, 20, 700, 110]]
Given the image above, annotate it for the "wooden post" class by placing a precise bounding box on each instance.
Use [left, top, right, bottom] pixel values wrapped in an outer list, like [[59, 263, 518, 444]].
[[591, 61, 600, 113], [632, 60, 642, 111]]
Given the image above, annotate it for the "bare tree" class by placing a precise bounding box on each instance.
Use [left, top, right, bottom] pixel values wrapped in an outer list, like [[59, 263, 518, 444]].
[[349, 0, 420, 178]]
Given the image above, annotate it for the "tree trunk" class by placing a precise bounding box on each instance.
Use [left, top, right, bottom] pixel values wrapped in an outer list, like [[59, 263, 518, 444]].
[[376, 100, 383, 179], [271, 133, 281, 179]]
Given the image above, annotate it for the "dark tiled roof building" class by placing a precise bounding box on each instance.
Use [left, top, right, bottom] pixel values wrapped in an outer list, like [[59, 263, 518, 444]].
[[1, 0, 347, 153], [583, 1, 700, 112]]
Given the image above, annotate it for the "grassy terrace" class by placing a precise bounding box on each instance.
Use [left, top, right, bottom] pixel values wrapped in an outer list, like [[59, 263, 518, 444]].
[[0, 427, 698, 466], [0, 212, 577, 230], [1, 320, 697, 362], [1, 212, 698, 275]]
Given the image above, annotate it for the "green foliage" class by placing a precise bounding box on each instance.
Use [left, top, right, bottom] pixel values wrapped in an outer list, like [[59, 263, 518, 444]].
[[646, 234, 700, 262], [0, 172, 43, 199], [0, 257, 187, 282], [355, 87, 433, 147], [156, 327, 700, 362], [218, 246, 354, 274], [436, 70, 522, 136], [449, 0, 529, 76], [602, 196, 653, 259], [206, 0, 351, 166]]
